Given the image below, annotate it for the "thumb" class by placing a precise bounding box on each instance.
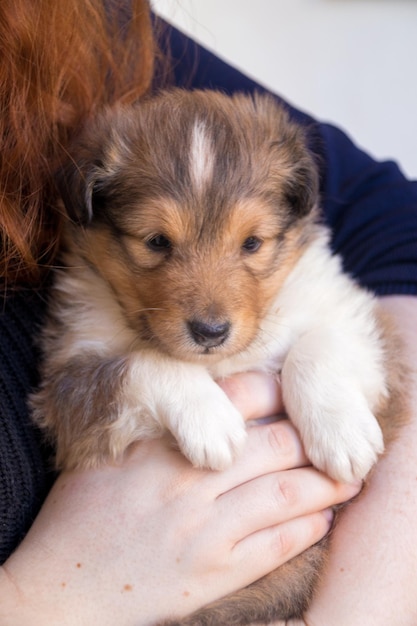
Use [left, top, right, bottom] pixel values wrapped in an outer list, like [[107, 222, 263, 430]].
[[217, 371, 285, 422]]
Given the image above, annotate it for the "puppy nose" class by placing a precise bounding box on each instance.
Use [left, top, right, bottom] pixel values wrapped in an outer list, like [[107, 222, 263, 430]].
[[188, 319, 231, 348]]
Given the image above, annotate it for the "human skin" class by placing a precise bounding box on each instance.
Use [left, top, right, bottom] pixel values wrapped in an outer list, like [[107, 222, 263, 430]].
[[268, 296, 417, 626], [1, 296, 414, 626], [0, 381, 357, 626]]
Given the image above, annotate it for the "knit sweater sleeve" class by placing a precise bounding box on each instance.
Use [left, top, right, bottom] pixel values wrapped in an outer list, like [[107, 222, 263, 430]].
[[0, 288, 55, 563]]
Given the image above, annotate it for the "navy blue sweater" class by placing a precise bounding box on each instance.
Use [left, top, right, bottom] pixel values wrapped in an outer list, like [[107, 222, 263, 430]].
[[1, 21, 417, 563]]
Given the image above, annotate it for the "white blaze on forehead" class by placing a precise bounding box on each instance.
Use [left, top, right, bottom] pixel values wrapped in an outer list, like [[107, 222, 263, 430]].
[[189, 121, 214, 190]]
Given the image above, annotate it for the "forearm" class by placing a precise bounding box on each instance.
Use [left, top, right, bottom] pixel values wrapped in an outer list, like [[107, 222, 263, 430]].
[[303, 295, 417, 625]]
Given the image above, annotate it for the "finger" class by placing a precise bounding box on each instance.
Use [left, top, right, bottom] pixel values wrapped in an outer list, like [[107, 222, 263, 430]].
[[230, 511, 333, 589], [210, 419, 309, 496], [217, 371, 284, 421], [127, 422, 308, 518], [215, 467, 361, 542]]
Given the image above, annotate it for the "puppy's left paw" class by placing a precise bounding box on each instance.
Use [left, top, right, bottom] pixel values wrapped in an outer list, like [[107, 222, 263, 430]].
[[282, 331, 386, 484], [303, 403, 384, 483]]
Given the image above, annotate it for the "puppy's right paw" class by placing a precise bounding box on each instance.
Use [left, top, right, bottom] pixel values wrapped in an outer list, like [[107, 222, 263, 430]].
[[171, 386, 247, 470]]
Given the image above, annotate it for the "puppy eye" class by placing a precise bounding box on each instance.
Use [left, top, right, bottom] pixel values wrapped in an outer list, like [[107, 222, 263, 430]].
[[146, 234, 172, 252], [242, 236, 262, 253]]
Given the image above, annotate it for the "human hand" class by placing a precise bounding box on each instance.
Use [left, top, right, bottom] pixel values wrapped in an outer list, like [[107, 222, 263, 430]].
[[0, 372, 359, 626]]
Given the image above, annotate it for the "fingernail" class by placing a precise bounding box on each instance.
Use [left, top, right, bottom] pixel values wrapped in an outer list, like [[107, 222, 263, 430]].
[[322, 507, 334, 524]]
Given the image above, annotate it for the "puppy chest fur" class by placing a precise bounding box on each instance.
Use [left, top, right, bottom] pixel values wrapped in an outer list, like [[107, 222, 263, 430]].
[[31, 89, 407, 624]]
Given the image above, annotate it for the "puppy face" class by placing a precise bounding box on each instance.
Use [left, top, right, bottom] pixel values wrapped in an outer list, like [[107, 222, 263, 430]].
[[60, 90, 319, 363]]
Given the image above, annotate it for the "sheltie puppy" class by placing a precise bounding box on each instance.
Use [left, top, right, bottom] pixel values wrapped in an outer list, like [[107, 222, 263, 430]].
[[31, 89, 406, 624]]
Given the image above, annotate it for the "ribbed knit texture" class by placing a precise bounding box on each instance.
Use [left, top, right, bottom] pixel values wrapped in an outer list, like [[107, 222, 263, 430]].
[[0, 287, 55, 563]]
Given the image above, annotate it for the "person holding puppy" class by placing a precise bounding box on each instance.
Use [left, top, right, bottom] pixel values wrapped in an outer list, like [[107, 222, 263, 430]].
[[0, 2, 416, 625]]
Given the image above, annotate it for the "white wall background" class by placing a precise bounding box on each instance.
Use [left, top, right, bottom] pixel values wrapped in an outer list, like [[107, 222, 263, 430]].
[[153, 0, 417, 179]]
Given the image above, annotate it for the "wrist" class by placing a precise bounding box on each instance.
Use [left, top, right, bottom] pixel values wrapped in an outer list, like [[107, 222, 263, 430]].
[[0, 547, 81, 626]]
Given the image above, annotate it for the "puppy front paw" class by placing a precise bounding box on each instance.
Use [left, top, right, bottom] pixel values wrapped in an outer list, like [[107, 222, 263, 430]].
[[303, 404, 384, 483], [171, 387, 247, 471], [282, 333, 386, 484]]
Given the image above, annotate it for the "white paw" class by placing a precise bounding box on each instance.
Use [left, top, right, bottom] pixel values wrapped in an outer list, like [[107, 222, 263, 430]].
[[171, 386, 247, 471], [281, 333, 386, 484], [302, 403, 384, 483]]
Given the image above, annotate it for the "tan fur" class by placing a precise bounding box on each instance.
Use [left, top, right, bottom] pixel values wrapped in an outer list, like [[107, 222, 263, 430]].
[[31, 89, 408, 625], [77, 197, 315, 364]]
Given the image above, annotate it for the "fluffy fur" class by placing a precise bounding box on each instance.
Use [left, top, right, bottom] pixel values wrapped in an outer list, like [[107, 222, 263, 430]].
[[31, 89, 407, 624]]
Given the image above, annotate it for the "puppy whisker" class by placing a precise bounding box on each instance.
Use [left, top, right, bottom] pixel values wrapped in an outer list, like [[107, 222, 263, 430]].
[[131, 307, 165, 315]]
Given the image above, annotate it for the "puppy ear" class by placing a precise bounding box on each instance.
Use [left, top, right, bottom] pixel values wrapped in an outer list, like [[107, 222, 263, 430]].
[[265, 96, 320, 218], [283, 153, 320, 217], [56, 155, 107, 225]]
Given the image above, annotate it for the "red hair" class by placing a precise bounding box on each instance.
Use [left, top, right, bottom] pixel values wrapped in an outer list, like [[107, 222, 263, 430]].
[[0, 0, 158, 284]]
